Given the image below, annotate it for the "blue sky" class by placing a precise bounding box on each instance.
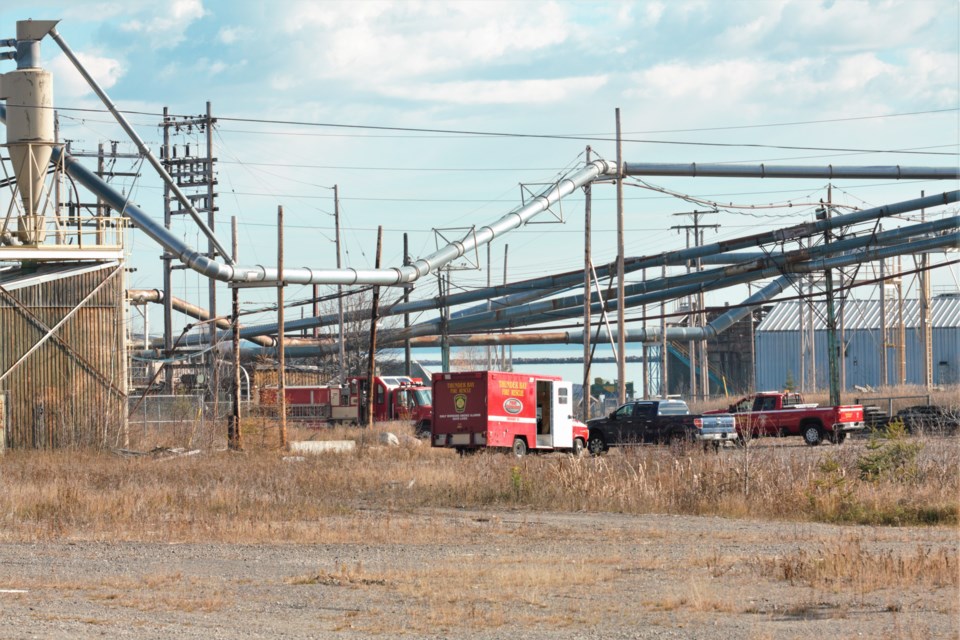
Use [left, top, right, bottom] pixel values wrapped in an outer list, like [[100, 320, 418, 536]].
[[1, 1, 958, 383]]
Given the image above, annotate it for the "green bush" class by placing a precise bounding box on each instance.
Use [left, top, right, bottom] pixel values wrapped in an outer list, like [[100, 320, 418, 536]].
[[857, 420, 922, 482]]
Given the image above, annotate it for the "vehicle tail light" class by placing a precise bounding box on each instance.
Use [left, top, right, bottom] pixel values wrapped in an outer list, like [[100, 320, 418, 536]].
[[693, 418, 703, 429]]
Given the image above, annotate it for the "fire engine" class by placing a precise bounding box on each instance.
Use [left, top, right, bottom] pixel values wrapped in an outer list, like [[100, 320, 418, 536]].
[[431, 371, 588, 456], [259, 376, 433, 431]]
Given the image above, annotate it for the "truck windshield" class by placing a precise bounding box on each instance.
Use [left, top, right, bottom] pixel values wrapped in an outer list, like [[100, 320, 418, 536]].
[[412, 389, 432, 406]]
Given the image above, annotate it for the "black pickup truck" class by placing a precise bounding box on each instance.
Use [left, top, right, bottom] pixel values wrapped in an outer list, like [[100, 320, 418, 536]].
[[586, 399, 736, 454]]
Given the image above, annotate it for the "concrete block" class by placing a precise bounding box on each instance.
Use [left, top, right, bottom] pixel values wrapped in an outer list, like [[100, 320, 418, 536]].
[[290, 440, 356, 455]]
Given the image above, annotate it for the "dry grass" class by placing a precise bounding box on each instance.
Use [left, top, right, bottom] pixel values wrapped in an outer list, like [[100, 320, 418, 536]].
[[284, 553, 620, 633], [1, 417, 957, 543], [755, 535, 959, 592], [14, 572, 228, 613]]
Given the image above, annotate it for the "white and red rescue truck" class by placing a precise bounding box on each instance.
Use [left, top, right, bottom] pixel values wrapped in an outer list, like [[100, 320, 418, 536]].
[[431, 371, 589, 456], [260, 376, 433, 431]]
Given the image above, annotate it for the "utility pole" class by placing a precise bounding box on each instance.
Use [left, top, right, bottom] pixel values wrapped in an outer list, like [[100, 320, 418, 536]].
[[229, 216, 242, 450], [697, 228, 708, 400], [334, 185, 345, 382], [919, 191, 933, 388], [897, 255, 906, 385], [366, 226, 383, 428], [439, 271, 450, 372], [161, 106, 173, 394], [503, 245, 511, 371], [642, 267, 649, 399], [277, 206, 287, 449], [671, 210, 719, 400], [808, 256, 816, 392], [486, 242, 492, 370], [205, 102, 219, 419], [799, 268, 806, 392], [583, 145, 592, 419], [747, 281, 756, 391], [880, 254, 888, 386], [615, 108, 626, 404], [403, 233, 412, 376], [660, 263, 668, 397], [823, 185, 841, 407], [160, 104, 219, 399]]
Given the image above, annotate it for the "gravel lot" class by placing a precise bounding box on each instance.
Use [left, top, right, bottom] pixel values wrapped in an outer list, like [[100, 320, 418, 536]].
[[1, 506, 956, 639]]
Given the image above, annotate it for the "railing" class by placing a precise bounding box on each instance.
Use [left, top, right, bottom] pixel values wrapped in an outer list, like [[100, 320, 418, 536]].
[[0, 216, 126, 251]]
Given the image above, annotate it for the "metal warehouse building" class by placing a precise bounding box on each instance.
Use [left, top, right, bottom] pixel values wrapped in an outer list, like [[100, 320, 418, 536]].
[[755, 294, 960, 391]]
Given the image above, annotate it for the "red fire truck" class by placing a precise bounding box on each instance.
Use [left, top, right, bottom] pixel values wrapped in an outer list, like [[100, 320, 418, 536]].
[[431, 371, 589, 456], [259, 376, 433, 431]]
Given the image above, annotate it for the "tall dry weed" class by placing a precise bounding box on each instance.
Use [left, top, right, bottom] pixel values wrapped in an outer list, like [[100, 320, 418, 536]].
[[1, 424, 956, 543]]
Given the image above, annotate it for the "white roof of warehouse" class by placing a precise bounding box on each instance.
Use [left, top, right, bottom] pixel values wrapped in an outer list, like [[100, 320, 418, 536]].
[[757, 295, 960, 331]]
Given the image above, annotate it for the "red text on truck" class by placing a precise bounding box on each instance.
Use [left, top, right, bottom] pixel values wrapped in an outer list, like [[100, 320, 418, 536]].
[[431, 371, 588, 456]]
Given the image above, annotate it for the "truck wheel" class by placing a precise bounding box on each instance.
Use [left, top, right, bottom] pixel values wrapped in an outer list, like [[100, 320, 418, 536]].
[[587, 434, 606, 456], [829, 431, 847, 445], [512, 438, 528, 458], [571, 437, 585, 457], [803, 424, 824, 446]]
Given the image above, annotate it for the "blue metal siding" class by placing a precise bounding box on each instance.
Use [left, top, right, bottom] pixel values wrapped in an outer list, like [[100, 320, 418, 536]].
[[755, 296, 960, 391]]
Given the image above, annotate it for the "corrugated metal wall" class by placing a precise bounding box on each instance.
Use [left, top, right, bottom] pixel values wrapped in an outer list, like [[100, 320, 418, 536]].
[[756, 297, 960, 390], [0, 262, 127, 449]]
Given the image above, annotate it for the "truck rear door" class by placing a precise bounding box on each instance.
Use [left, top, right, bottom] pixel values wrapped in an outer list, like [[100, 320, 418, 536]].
[[549, 381, 574, 449]]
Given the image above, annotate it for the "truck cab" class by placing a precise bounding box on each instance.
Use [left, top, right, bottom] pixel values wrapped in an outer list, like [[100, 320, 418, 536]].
[[350, 376, 433, 431]]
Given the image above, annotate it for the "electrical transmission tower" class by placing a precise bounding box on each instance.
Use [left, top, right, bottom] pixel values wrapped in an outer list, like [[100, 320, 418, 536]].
[[159, 103, 219, 397]]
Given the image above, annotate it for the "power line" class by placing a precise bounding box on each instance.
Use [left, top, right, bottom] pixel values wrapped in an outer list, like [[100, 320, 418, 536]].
[[50, 105, 960, 156]]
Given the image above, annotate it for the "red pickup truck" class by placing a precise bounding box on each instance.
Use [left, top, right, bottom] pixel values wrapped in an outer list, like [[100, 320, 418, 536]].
[[706, 392, 865, 446]]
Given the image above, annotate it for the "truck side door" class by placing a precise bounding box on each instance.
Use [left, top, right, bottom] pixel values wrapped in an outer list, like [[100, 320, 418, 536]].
[[633, 402, 656, 443], [607, 403, 636, 445]]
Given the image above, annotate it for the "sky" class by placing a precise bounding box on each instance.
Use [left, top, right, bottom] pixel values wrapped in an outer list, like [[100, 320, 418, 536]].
[[1, 0, 958, 387]]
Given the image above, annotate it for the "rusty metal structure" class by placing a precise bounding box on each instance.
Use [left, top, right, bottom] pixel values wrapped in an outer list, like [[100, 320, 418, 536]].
[[0, 22, 128, 449], [0, 262, 127, 448]]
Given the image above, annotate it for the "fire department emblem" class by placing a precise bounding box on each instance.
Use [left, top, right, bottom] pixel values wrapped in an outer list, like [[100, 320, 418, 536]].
[[503, 398, 523, 414], [453, 394, 467, 413]]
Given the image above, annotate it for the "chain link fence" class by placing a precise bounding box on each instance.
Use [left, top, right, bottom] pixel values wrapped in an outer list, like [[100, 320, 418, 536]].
[[127, 394, 248, 450]]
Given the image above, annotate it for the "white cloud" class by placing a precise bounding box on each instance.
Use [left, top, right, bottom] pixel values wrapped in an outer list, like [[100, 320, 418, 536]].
[[715, 0, 942, 54], [120, 0, 208, 48], [280, 1, 572, 83], [622, 42, 959, 134], [641, 2, 665, 26], [159, 57, 239, 81], [218, 26, 252, 45], [48, 52, 124, 99], [379, 75, 609, 105]]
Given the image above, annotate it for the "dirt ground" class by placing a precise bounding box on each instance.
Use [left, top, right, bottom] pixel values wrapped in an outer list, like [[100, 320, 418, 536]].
[[1, 507, 956, 639]]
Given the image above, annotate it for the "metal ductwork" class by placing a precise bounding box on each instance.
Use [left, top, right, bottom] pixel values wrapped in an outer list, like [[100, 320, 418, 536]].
[[623, 162, 959, 181], [0, 20, 59, 244]]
